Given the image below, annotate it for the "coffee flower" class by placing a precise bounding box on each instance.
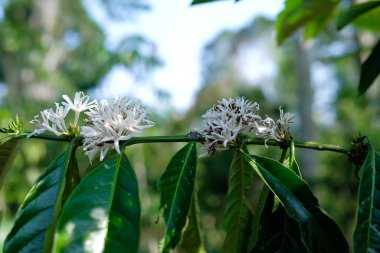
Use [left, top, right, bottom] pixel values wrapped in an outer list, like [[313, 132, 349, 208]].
[[199, 97, 262, 157], [198, 97, 295, 157], [28, 92, 96, 137], [273, 107, 295, 142], [81, 97, 154, 161], [62, 91, 97, 126]]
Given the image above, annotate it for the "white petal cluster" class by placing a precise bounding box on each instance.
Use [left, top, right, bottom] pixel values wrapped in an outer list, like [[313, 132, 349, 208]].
[[199, 97, 295, 157], [28, 92, 95, 137], [81, 97, 154, 161]]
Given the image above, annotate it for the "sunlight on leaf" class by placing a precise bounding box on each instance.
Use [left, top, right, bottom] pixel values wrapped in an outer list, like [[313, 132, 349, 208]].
[[54, 153, 140, 253]]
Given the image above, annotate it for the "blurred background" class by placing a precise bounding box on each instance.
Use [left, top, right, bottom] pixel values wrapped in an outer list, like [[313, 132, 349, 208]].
[[1, 0, 380, 252]]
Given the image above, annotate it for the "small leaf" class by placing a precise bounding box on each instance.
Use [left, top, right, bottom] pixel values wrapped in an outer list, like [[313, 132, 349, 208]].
[[358, 39, 380, 95], [3, 141, 79, 253], [223, 151, 254, 253], [241, 151, 348, 253], [178, 182, 206, 253], [276, 0, 338, 44], [353, 144, 380, 253], [158, 142, 197, 253], [54, 153, 140, 253], [0, 135, 19, 188], [337, 1, 380, 30]]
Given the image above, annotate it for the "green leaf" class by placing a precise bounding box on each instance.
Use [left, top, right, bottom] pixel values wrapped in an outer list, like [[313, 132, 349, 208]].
[[248, 185, 270, 252], [223, 151, 254, 253], [241, 151, 348, 253], [3, 140, 79, 253], [0, 135, 19, 188], [158, 142, 197, 253], [276, 0, 339, 44], [252, 192, 308, 253], [353, 144, 380, 253], [358, 39, 380, 95], [54, 153, 140, 253], [178, 183, 206, 253], [337, 1, 380, 30]]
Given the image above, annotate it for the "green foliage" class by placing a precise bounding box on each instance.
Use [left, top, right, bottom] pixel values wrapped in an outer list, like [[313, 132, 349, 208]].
[[353, 143, 380, 253], [54, 152, 140, 253], [0, 135, 19, 188], [178, 187, 206, 253], [158, 142, 197, 253], [3, 141, 78, 253], [223, 151, 254, 253], [336, 1, 380, 30], [252, 192, 307, 253], [241, 151, 349, 253], [276, 0, 339, 44], [358, 39, 380, 95]]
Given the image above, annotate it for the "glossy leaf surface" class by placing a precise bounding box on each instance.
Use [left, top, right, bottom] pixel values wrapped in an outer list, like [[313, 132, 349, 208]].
[[223, 151, 254, 253], [358, 39, 380, 95], [241, 151, 348, 253], [158, 142, 197, 253], [54, 153, 140, 253], [353, 144, 380, 253], [3, 141, 78, 253]]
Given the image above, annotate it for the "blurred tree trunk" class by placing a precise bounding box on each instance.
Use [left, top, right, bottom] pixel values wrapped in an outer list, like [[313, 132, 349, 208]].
[[294, 33, 316, 178]]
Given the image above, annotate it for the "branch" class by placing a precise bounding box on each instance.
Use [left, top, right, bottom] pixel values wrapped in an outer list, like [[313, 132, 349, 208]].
[[0, 128, 351, 155]]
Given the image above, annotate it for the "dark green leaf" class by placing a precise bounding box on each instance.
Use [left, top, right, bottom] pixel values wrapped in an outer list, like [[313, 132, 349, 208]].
[[3, 141, 79, 253], [158, 142, 197, 253], [0, 135, 19, 188], [252, 192, 307, 253], [241, 151, 348, 253], [276, 0, 338, 44], [358, 39, 380, 95], [248, 185, 270, 252], [54, 153, 140, 253], [353, 144, 380, 253], [178, 183, 206, 253], [223, 151, 254, 253], [337, 1, 380, 30]]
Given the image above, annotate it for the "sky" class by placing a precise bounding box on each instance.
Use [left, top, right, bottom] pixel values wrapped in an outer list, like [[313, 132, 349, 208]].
[[86, 0, 283, 112]]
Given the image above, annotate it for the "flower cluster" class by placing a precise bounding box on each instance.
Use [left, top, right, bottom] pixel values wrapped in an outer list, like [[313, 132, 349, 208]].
[[199, 97, 295, 157], [81, 97, 154, 161], [28, 92, 96, 137], [28, 92, 154, 162]]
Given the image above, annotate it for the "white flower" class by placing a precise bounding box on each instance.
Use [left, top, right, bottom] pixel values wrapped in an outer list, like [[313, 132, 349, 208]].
[[81, 97, 154, 161], [27, 103, 70, 137], [273, 107, 295, 142], [62, 91, 96, 113], [199, 97, 262, 157], [28, 92, 95, 137], [198, 98, 296, 157], [62, 92, 96, 126]]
